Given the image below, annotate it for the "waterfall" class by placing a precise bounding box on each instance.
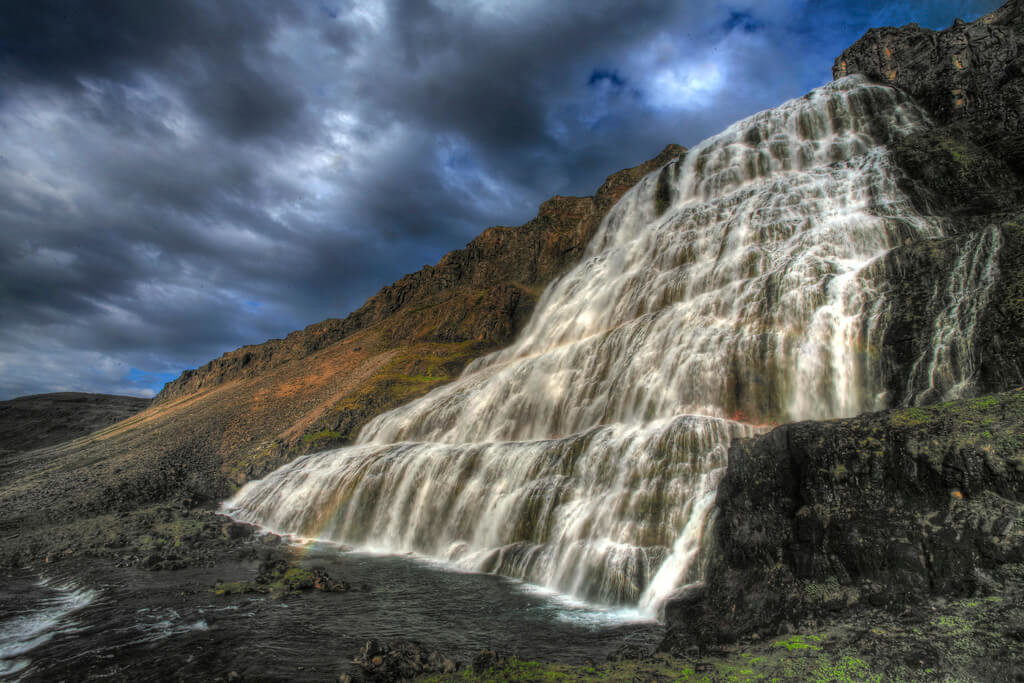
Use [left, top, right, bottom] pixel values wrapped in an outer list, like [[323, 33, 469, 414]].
[[903, 226, 1002, 405], [227, 76, 992, 612]]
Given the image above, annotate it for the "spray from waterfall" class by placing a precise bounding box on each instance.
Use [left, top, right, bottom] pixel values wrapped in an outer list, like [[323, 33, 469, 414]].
[[226, 76, 995, 613]]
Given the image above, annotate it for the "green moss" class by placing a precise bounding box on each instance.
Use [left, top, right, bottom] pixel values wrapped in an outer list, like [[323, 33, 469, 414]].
[[416, 641, 905, 683], [813, 656, 882, 683], [889, 406, 931, 428], [302, 429, 342, 445], [772, 634, 823, 651], [222, 441, 282, 485], [214, 563, 347, 598], [935, 615, 972, 635]]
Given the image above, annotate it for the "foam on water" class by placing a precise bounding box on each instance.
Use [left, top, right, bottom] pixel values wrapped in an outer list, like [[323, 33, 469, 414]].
[[0, 578, 96, 679]]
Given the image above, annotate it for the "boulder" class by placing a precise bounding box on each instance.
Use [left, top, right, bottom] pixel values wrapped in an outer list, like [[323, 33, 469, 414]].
[[661, 391, 1024, 651], [353, 640, 458, 681]]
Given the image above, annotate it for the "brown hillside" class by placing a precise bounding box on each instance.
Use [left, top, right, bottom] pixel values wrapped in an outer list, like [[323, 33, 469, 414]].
[[149, 143, 685, 485], [0, 144, 684, 539]]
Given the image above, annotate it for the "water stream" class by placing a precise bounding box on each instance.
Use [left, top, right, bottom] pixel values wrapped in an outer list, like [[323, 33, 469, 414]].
[[228, 75, 998, 613]]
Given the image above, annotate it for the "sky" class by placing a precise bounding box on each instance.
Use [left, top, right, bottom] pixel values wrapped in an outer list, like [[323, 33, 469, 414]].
[[0, 0, 1005, 400]]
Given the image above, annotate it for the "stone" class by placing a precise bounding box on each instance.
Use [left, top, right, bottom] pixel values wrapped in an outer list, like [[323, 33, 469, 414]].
[[661, 390, 1024, 652], [835, 0, 1024, 175], [353, 639, 460, 681], [471, 649, 505, 673]]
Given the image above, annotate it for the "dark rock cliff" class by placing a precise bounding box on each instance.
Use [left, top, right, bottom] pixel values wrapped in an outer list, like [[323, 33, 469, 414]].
[[662, 0, 1024, 657], [662, 391, 1024, 648], [833, 0, 1024, 407], [835, 0, 1024, 174]]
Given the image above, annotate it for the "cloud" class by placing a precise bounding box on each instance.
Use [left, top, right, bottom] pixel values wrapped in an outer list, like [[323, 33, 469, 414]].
[[0, 0, 1006, 399]]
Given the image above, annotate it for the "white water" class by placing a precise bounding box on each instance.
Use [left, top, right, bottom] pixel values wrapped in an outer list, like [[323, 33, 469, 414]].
[[903, 225, 1002, 404], [0, 578, 95, 679], [228, 76, 995, 613]]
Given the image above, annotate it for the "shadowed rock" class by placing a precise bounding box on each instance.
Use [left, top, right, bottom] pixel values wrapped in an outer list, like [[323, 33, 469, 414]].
[[835, 0, 1024, 175]]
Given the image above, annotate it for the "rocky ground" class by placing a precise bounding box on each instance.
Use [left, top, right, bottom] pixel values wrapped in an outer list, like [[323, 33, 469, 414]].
[[2, 391, 1021, 681], [416, 590, 1024, 681]]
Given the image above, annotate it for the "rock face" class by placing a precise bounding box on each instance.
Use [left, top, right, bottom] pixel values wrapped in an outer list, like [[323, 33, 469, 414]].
[[662, 391, 1024, 648], [870, 215, 1024, 404], [832, 0, 1024, 407], [835, 0, 1024, 173], [0, 392, 150, 457]]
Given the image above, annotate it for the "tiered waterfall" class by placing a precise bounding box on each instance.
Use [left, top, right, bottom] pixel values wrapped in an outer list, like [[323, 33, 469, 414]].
[[226, 76, 998, 613]]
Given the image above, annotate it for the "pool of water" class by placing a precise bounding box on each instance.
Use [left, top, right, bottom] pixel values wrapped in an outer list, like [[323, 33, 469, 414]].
[[1, 542, 663, 681]]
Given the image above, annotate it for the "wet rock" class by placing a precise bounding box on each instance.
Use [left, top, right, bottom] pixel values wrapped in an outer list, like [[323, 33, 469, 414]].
[[662, 390, 1024, 651], [221, 521, 254, 540], [215, 560, 349, 597], [353, 640, 458, 681]]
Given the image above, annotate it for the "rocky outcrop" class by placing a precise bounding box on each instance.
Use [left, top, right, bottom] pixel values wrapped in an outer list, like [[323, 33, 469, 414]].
[[659, 4, 1024, 654], [835, 0, 1024, 174], [870, 214, 1024, 405], [662, 391, 1024, 649], [353, 640, 458, 681], [154, 144, 685, 405], [831, 0, 1024, 408]]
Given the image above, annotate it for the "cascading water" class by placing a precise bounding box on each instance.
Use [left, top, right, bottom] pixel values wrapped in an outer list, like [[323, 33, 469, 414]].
[[227, 76, 994, 613]]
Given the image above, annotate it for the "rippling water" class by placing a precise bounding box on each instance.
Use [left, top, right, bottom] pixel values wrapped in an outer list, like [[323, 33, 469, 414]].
[[1, 544, 662, 681]]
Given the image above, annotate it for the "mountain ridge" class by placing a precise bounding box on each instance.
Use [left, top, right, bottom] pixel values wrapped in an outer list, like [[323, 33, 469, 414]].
[[154, 144, 685, 407]]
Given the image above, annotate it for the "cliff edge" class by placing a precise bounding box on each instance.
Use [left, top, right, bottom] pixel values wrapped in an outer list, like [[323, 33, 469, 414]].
[[835, 0, 1024, 173]]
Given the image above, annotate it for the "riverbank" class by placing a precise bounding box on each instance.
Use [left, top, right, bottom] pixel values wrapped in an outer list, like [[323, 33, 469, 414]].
[[2, 531, 667, 681], [5, 526, 1019, 682], [2, 391, 1022, 681]]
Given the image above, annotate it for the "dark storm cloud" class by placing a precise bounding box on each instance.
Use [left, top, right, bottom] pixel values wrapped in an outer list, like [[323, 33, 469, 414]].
[[1, 0, 308, 140], [0, 0, 1006, 398]]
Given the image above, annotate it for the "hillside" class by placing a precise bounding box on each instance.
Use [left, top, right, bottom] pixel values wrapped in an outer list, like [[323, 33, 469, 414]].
[[0, 145, 683, 558], [0, 392, 150, 457]]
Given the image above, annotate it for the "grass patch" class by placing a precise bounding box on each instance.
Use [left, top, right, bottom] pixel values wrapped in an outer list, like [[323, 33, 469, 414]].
[[302, 429, 342, 445], [214, 560, 348, 598], [773, 634, 823, 651]]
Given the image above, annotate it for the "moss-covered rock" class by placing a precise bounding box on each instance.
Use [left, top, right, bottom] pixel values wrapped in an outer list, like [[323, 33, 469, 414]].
[[214, 558, 349, 598]]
